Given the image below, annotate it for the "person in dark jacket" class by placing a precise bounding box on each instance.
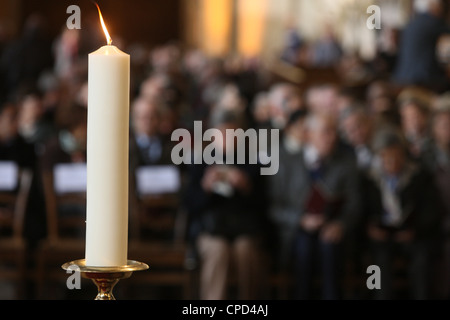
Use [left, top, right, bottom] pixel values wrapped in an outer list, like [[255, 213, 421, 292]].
[[0, 101, 45, 258], [0, 102, 35, 168], [0, 14, 53, 102], [184, 110, 269, 300], [420, 105, 450, 299], [39, 107, 87, 172], [393, 0, 450, 92], [366, 128, 442, 300], [268, 113, 360, 300], [266, 109, 308, 274]]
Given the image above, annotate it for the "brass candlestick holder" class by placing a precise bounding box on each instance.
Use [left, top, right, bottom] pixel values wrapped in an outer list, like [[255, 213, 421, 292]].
[[62, 259, 149, 300]]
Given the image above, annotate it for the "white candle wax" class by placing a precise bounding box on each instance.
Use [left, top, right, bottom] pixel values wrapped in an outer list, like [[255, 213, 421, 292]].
[[85, 45, 130, 267]]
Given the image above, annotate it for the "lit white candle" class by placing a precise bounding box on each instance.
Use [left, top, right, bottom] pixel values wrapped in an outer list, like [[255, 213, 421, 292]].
[[85, 5, 130, 267]]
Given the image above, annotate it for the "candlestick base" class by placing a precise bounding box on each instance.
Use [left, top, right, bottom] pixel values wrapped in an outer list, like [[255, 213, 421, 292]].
[[62, 259, 149, 300]]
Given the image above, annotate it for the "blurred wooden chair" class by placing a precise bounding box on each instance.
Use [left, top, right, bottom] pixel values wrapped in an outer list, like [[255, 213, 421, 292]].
[[34, 163, 87, 299], [127, 165, 193, 299], [0, 162, 33, 299]]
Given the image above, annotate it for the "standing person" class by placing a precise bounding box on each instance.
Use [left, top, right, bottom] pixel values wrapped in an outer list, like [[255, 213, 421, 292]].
[[0, 14, 53, 101], [421, 105, 450, 299], [366, 129, 442, 300], [267, 110, 308, 274], [184, 110, 269, 300], [0, 102, 35, 168], [269, 113, 360, 300], [340, 106, 375, 171], [17, 91, 55, 151], [393, 0, 450, 92], [339, 105, 378, 294], [398, 96, 432, 159], [0, 101, 45, 278]]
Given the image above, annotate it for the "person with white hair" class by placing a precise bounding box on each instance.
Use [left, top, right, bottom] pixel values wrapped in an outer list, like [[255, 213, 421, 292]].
[[393, 0, 450, 92], [413, 0, 442, 14], [266, 83, 302, 129], [268, 112, 360, 299]]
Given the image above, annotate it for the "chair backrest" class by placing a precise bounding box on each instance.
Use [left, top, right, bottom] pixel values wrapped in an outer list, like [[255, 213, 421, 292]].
[[0, 161, 33, 241], [42, 163, 87, 242], [130, 165, 186, 245]]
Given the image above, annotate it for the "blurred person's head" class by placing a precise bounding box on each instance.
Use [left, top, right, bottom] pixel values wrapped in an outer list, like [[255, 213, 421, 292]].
[[54, 28, 81, 79], [373, 129, 408, 176], [378, 27, 399, 55], [199, 57, 224, 84], [59, 106, 87, 156], [305, 84, 339, 116], [131, 97, 161, 137], [284, 109, 308, 152], [251, 92, 271, 125], [367, 81, 393, 113], [367, 81, 390, 104], [150, 44, 180, 73], [139, 72, 179, 107], [340, 106, 373, 148], [128, 42, 149, 68], [139, 73, 170, 101], [37, 72, 64, 114], [397, 86, 434, 108], [414, 0, 443, 17], [433, 91, 450, 111], [336, 87, 358, 114], [17, 93, 44, 138], [267, 83, 301, 129], [224, 55, 243, 75], [183, 49, 207, 76], [0, 103, 18, 142], [159, 105, 178, 137], [59, 28, 80, 54], [305, 113, 338, 159], [75, 80, 89, 108], [399, 99, 429, 139], [22, 13, 47, 39], [215, 83, 245, 112], [432, 106, 450, 148], [285, 90, 302, 113], [208, 110, 242, 154]]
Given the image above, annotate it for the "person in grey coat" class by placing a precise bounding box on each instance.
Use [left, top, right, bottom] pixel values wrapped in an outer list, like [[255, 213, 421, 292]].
[[268, 113, 360, 300]]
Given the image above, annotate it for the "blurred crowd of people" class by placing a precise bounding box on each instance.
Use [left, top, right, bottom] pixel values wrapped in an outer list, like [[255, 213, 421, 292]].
[[0, 0, 449, 300]]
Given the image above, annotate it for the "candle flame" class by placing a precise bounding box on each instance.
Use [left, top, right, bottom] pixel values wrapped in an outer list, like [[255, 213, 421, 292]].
[[94, 2, 112, 46]]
